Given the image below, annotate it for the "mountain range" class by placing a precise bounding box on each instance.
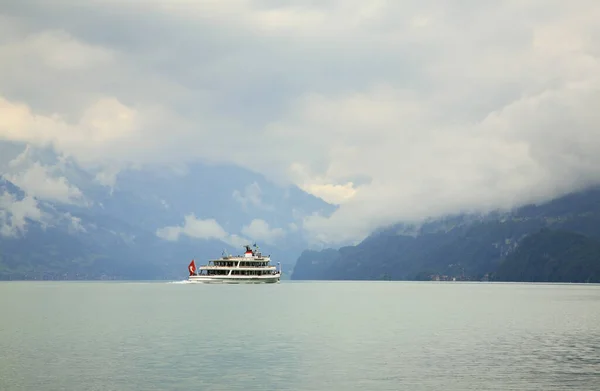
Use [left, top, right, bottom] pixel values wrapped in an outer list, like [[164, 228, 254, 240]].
[[291, 186, 600, 283], [2, 141, 600, 282], [0, 142, 336, 280]]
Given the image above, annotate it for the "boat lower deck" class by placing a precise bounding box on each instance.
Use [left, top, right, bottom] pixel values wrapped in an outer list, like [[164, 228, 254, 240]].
[[188, 274, 281, 284]]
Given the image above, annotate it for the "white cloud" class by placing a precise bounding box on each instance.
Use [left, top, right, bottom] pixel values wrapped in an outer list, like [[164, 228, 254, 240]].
[[3, 147, 86, 205], [94, 166, 121, 190], [0, 191, 45, 237], [63, 212, 86, 234], [241, 219, 285, 245], [303, 182, 357, 205], [157, 215, 285, 246], [6, 163, 85, 205], [300, 79, 600, 244], [156, 214, 249, 247], [0, 96, 142, 163], [286, 162, 359, 205], [1, 1, 600, 245]]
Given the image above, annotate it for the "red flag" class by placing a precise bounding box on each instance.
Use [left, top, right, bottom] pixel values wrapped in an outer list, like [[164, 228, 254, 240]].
[[188, 260, 196, 276]]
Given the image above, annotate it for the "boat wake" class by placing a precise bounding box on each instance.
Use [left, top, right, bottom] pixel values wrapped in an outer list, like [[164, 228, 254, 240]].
[[167, 280, 193, 284]]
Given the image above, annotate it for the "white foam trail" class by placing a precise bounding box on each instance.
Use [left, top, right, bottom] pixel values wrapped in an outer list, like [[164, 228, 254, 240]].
[[167, 280, 192, 284]]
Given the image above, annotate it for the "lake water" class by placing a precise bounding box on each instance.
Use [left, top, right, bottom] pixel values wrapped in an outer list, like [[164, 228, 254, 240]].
[[1, 281, 599, 390]]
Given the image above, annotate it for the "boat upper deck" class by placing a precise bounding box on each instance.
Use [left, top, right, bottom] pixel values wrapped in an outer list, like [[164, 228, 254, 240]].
[[209, 244, 272, 263], [206, 259, 273, 267], [216, 256, 271, 261]]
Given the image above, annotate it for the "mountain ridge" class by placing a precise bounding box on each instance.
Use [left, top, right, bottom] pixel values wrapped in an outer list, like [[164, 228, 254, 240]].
[[291, 185, 600, 282], [494, 228, 600, 283], [0, 148, 336, 280]]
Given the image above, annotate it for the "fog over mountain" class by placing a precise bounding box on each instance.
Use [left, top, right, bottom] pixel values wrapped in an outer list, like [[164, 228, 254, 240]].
[[1, 0, 600, 250]]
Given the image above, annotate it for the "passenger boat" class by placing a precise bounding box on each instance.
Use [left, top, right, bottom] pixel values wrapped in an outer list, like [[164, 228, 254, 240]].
[[187, 244, 281, 283]]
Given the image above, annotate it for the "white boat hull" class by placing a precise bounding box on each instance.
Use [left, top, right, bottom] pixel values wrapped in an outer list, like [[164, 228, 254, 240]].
[[188, 274, 281, 284]]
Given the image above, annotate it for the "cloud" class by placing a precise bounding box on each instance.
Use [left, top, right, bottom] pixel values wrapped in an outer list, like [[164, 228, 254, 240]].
[[94, 166, 120, 190], [241, 219, 285, 245], [288, 162, 359, 205], [4, 147, 86, 205], [0, 191, 45, 237], [156, 214, 286, 246], [63, 212, 86, 234], [156, 214, 248, 247], [0, 29, 114, 71], [301, 79, 600, 244], [0, 95, 161, 166], [2, 1, 600, 245]]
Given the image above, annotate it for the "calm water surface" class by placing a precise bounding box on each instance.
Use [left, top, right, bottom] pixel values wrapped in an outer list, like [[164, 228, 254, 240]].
[[1, 281, 599, 390]]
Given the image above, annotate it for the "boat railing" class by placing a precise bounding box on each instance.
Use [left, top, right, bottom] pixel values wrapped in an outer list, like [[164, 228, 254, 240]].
[[203, 265, 276, 268]]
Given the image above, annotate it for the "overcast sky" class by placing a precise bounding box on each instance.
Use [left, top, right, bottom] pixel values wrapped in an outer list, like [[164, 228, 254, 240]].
[[1, 0, 600, 244]]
